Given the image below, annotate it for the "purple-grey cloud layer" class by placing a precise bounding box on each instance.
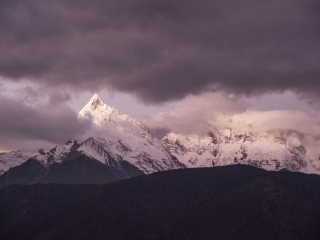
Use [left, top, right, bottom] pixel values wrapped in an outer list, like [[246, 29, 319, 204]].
[[0, 94, 91, 150], [0, 0, 319, 103]]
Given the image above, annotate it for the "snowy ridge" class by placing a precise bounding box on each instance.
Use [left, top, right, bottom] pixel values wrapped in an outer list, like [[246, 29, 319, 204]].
[[35, 139, 80, 165], [162, 130, 320, 174], [78, 137, 184, 174], [0, 150, 38, 175]]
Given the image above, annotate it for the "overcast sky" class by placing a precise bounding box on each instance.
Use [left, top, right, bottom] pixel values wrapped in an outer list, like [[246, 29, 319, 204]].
[[0, 0, 320, 150]]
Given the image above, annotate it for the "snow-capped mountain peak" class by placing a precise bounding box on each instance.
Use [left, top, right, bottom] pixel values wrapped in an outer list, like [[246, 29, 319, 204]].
[[79, 93, 122, 125], [77, 94, 185, 174], [78, 94, 153, 139]]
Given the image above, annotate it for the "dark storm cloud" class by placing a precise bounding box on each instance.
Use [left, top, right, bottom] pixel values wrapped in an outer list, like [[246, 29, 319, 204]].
[[0, 94, 91, 149], [0, 0, 319, 103]]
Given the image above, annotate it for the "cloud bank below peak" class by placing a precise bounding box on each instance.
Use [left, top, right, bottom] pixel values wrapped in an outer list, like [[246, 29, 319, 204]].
[[141, 93, 320, 150], [0, 0, 319, 103]]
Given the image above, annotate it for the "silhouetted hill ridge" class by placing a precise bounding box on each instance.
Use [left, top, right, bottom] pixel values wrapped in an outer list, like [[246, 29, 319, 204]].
[[1, 165, 320, 239]]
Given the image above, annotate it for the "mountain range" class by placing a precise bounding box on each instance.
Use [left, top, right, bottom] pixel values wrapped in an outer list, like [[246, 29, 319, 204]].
[[1, 93, 320, 187]]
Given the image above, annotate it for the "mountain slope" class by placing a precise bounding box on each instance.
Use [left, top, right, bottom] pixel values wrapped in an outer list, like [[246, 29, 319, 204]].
[[41, 154, 137, 184], [77, 137, 184, 174], [34, 139, 81, 165], [1, 165, 320, 239], [0, 158, 46, 187], [0, 154, 140, 188], [0, 150, 38, 175]]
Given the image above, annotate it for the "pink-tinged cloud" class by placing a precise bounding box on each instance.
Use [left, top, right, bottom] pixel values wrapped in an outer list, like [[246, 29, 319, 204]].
[[143, 93, 320, 151]]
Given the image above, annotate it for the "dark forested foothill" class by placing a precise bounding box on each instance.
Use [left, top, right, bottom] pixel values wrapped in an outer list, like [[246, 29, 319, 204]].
[[1, 165, 320, 240]]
